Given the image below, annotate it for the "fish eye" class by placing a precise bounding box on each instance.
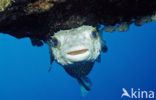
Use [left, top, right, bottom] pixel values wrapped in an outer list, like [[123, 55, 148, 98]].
[[52, 37, 58, 47], [92, 30, 98, 38]]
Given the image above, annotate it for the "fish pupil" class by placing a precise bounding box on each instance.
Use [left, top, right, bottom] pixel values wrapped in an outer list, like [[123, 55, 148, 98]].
[[92, 31, 97, 37], [52, 39, 58, 46]]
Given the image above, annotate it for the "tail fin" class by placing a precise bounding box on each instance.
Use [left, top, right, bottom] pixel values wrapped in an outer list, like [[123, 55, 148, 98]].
[[77, 77, 92, 96]]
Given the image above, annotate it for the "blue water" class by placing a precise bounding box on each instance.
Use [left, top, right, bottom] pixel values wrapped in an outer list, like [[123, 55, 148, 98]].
[[0, 22, 156, 100]]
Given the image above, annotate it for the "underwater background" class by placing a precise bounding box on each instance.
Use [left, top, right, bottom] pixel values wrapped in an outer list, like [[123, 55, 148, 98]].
[[0, 22, 156, 100]]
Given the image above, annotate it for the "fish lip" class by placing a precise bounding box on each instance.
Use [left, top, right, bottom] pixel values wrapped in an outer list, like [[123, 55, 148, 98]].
[[67, 49, 89, 55], [66, 49, 90, 62]]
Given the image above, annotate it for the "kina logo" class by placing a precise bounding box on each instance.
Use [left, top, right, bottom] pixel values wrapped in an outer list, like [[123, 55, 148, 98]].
[[121, 88, 155, 99]]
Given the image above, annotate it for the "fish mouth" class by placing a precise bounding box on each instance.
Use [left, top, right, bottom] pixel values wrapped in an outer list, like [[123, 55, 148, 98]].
[[67, 49, 88, 55]]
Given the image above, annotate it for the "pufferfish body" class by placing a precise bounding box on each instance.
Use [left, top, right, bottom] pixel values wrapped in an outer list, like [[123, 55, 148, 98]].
[[47, 25, 107, 96]]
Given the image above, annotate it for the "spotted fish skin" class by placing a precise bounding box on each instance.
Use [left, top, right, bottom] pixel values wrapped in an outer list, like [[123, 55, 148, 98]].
[[64, 61, 94, 78], [47, 25, 106, 96]]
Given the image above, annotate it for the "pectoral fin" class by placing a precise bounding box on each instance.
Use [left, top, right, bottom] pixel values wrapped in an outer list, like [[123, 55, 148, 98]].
[[48, 48, 54, 72], [102, 45, 108, 53]]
